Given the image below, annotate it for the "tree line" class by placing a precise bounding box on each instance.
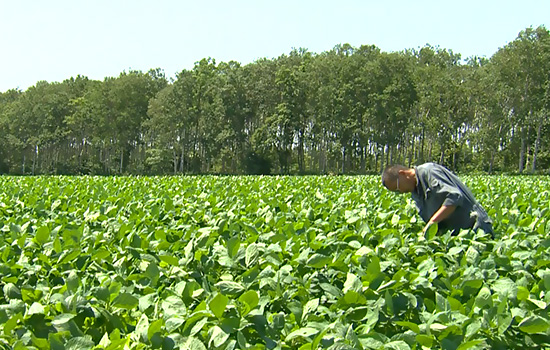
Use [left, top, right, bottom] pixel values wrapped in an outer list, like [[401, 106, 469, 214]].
[[1, 26, 549, 175]]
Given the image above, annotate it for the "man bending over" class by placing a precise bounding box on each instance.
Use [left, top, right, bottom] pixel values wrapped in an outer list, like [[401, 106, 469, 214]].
[[382, 163, 493, 235]]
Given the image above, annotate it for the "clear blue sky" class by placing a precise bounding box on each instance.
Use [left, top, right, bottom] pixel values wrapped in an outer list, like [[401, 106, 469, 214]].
[[1, 0, 548, 92]]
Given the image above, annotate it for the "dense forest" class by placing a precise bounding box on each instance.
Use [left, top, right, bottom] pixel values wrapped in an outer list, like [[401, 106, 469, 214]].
[[1, 26, 549, 175]]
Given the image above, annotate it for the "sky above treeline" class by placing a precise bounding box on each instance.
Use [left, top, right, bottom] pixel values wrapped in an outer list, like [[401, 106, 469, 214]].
[[1, 0, 549, 92]]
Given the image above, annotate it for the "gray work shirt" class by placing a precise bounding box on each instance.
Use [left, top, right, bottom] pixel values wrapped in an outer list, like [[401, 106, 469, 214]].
[[411, 163, 492, 232]]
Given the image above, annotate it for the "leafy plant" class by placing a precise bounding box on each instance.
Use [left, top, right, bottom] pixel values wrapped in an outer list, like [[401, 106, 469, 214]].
[[0, 175, 548, 349]]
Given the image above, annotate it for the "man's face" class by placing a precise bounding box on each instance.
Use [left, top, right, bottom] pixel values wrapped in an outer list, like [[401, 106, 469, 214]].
[[384, 174, 403, 193], [384, 172, 411, 193]]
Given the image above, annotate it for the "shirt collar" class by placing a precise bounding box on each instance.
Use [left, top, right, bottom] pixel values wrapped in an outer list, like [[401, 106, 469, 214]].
[[413, 167, 421, 195]]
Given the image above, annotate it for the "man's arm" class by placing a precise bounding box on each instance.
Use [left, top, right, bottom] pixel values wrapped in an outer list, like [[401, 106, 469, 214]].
[[429, 205, 456, 224], [423, 205, 457, 232]]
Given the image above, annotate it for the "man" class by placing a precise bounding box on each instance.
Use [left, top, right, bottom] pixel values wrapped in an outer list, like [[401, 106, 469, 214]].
[[381, 163, 493, 235]]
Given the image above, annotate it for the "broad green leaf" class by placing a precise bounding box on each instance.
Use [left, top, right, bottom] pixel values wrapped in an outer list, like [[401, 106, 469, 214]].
[[430, 323, 448, 332], [165, 316, 186, 333], [359, 222, 372, 238], [159, 254, 180, 266], [427, 222, 438, 240], [395, 321, 420, 334], [391, 213, 400, 226], [343, 290, 366, 305], [355, 246, 374, 256], [516, 286, 529, 301], [465, 246, 480, 265], [53, 237, 63, 254], [31, 335, 49, 349], [112, 293, 139, 309], [539, 270, 550, 290], [216, 281, 245, 295], [181, 336, 207, 350], [237, 331, 247, 349], [384, 341, 411, 350], [135, 314, 149, 342], [307, 253, 332, 268], [139, 293, 156, 312], [465, 320, 481, 340], [3, 283, 22, 300], [227, 236, 241, 259], [66, 270, 79, 292], [209, 293, 228, 319], [385, 290, 394, 315], [3, 314, 21, 335], [287, 301, 303, 323], [28, 302, 44, 315], [189, 315, 210, 336], [162, 295, 186, 317], [209, 325, 229, 348], [1, 245, 10, 263], [52, 313, 75, 325], [34, 226, 50, 245], [303, 298, 319, 318], [345, 324, 361, 348], [65, 336, 95, 350], [49, 333, 65, 350], [238, 290, 259, 316], [366, 256, 381, 281], [145, 261, 160, 286], [518, 315, 550, 334], [245, 243, 259, 267], [320, 283, 342, 297], [436, 292, 450, 312], [527, 297, 547, 309], [416, 334, 434, 347], [343, 273, 362, 293], [457, 340, 485, 350], [285, 327, 319, 341], [492, 278, 517, 299], [448, 246, 463, 256], [475, 287, 492, 308], [497, 314, 512, 335], [148, 319, 163, 340], [58, 249, 80, 265], [347, 215, 361, 224]]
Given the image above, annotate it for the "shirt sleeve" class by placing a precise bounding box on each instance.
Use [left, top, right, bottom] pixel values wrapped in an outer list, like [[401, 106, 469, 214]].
[[428, 168, 464, 207]]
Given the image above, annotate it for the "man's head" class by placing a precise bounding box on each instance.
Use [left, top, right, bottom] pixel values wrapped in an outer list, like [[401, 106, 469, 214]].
[[382, 164, 416, 193]]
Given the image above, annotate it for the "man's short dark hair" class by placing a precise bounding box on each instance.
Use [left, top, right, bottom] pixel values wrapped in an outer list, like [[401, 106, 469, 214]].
[[382, 164, 408, 187]]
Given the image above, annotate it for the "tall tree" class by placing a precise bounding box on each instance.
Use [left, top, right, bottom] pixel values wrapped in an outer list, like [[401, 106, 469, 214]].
[[491, 26, 550, 172]]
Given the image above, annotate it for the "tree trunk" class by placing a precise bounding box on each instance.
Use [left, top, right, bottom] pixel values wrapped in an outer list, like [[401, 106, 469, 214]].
[[380, 146, 385, 174], [32, 145, 38, 175], [369, 144, 375, 172], [408, 137, 414, 168], [519, 132, 526, 173], [180, 138, 185, 173], [531, 122, 542, 173], [341, 146, 346, 174], [420, 128, 425, 164], [173, 147, 178, 175], [120, 148, 124, 174], [360, 146, 366, 174], [298, 130, 305, 174]]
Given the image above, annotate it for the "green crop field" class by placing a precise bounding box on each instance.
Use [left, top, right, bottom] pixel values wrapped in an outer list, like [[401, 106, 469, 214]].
[[0, 175, 549, 350]]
